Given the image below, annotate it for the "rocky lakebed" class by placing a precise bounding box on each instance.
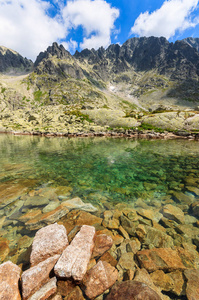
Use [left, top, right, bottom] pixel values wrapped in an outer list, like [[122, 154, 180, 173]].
[[0, 135, 199, 299]]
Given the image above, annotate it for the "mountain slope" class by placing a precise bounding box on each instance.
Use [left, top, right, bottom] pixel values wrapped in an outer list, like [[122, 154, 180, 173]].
[[0, 37, 199, 134]]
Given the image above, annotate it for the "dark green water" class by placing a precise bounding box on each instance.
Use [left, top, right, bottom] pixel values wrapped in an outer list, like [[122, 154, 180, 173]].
[[1, 134, 199, 206]]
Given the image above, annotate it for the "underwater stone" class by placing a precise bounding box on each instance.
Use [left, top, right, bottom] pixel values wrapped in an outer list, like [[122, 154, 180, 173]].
[[162, 204, 185, 224], [136, 248, 186, 272]]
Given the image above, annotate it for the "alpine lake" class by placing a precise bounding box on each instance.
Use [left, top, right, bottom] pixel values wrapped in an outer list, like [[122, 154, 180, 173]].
[[0, 133, 199, 269]]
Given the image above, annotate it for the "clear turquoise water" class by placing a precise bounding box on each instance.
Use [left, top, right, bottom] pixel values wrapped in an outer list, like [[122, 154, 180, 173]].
[[1, 134, 199, 265], [0, 134, 199, 206]]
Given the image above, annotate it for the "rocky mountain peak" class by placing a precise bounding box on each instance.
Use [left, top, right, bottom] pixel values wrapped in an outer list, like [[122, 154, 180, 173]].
[[183, 37, 199, 52], [34, 42, 71, 67], [0, 46, 33, 73]]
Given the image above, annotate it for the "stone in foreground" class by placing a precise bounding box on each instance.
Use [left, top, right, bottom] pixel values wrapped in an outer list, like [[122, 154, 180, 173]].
[[21, 255, 59, 299], [136, 248, 186, 272], [28, 277, 57, 300], [30, 223, 68, 266], [92, 234, 113, 258], [54, 225, 95, 281], [106, 281, 161, 300], [0, 261, 21, 300], [83, 260, 118, 299]]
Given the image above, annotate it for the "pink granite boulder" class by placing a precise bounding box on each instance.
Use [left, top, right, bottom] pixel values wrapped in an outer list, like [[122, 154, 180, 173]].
[[83, 261, 118, 299], [54, 225, 95, 281], [21, 255, 59, 299], [30, 223, 68, 266], [0, 261, 21, 300]]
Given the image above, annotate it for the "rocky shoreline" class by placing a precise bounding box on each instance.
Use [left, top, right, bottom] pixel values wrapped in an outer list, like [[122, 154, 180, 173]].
[[1, 129, 199, 140], [1, 194, 199, 300]]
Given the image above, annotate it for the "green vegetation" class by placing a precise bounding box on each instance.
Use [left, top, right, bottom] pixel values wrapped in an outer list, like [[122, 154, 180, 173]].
[[138, 123, 165, 133], [66, 110, 93, 123], [33, 90, 43, 102], [1, 87, 6, 93]]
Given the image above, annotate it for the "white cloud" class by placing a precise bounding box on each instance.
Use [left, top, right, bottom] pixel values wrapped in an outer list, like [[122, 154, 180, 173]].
[[130, 0, 199, 39], [0, 0, 119, 61], [0, 0, 66, 60], [62, 39, 78, 52], [62, 0, 119, 50]]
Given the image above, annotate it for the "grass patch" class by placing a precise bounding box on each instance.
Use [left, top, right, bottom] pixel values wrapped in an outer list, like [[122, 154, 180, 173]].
[[33, 90, 43, 102], [67, 110, 93, 123], [1, 87, 6, 93], [138, 123, 165, 133]]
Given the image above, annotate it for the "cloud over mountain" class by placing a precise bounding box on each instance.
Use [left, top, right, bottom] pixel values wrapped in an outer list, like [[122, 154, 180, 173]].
[[0, 0, 119, 60], [131, 0, 199, 39]]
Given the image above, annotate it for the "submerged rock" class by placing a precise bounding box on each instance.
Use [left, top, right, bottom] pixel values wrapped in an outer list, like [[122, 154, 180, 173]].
[[30, 223, 68, 266], [0, 261, 21, 300], [54, 225, 95, 280], [184, 269, 199, 300], [60, 197, 98, 212], [136, 248, 186, 272], [0, 238, 10, 262], [162, 204, 185, 224], [25, 204, 69, 230]]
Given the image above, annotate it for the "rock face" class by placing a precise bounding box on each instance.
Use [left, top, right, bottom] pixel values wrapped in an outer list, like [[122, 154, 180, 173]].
[[54, 225, 95, 280], [74, 37, 199, 80], [83, 261, 118, 299], [21, 255, 59, 299], [183, 37, 199, 52], [0, 46, 33, 73], [106, 280, 161, 300], [0, 261, 21, 300], [34, 42, 84, 79], [30, 223, 68, 266]]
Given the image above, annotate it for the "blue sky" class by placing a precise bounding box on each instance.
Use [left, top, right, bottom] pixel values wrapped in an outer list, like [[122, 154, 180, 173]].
[[0, 0, 199, 60]]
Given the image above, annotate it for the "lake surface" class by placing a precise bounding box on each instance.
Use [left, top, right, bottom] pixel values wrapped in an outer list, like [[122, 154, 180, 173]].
[[0, 134, 199, 265]]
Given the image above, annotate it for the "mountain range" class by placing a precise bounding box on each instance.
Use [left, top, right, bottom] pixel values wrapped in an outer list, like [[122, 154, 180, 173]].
[[0, 37, 199, 135]]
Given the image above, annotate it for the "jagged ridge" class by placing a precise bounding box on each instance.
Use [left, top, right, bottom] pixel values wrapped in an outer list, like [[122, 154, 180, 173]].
[[0, 46, 33, 73]]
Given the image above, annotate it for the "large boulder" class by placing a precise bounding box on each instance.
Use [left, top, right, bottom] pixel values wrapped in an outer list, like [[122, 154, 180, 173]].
[[30, 223, 68, 266], [21, 255, 59, 299], [83, 261, 118, 299], [54, 225, 95, 281], [0, 261, 21, 300]]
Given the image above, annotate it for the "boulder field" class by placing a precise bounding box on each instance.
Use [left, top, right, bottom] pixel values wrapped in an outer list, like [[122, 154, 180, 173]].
[[1, 208, 199, 300]]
